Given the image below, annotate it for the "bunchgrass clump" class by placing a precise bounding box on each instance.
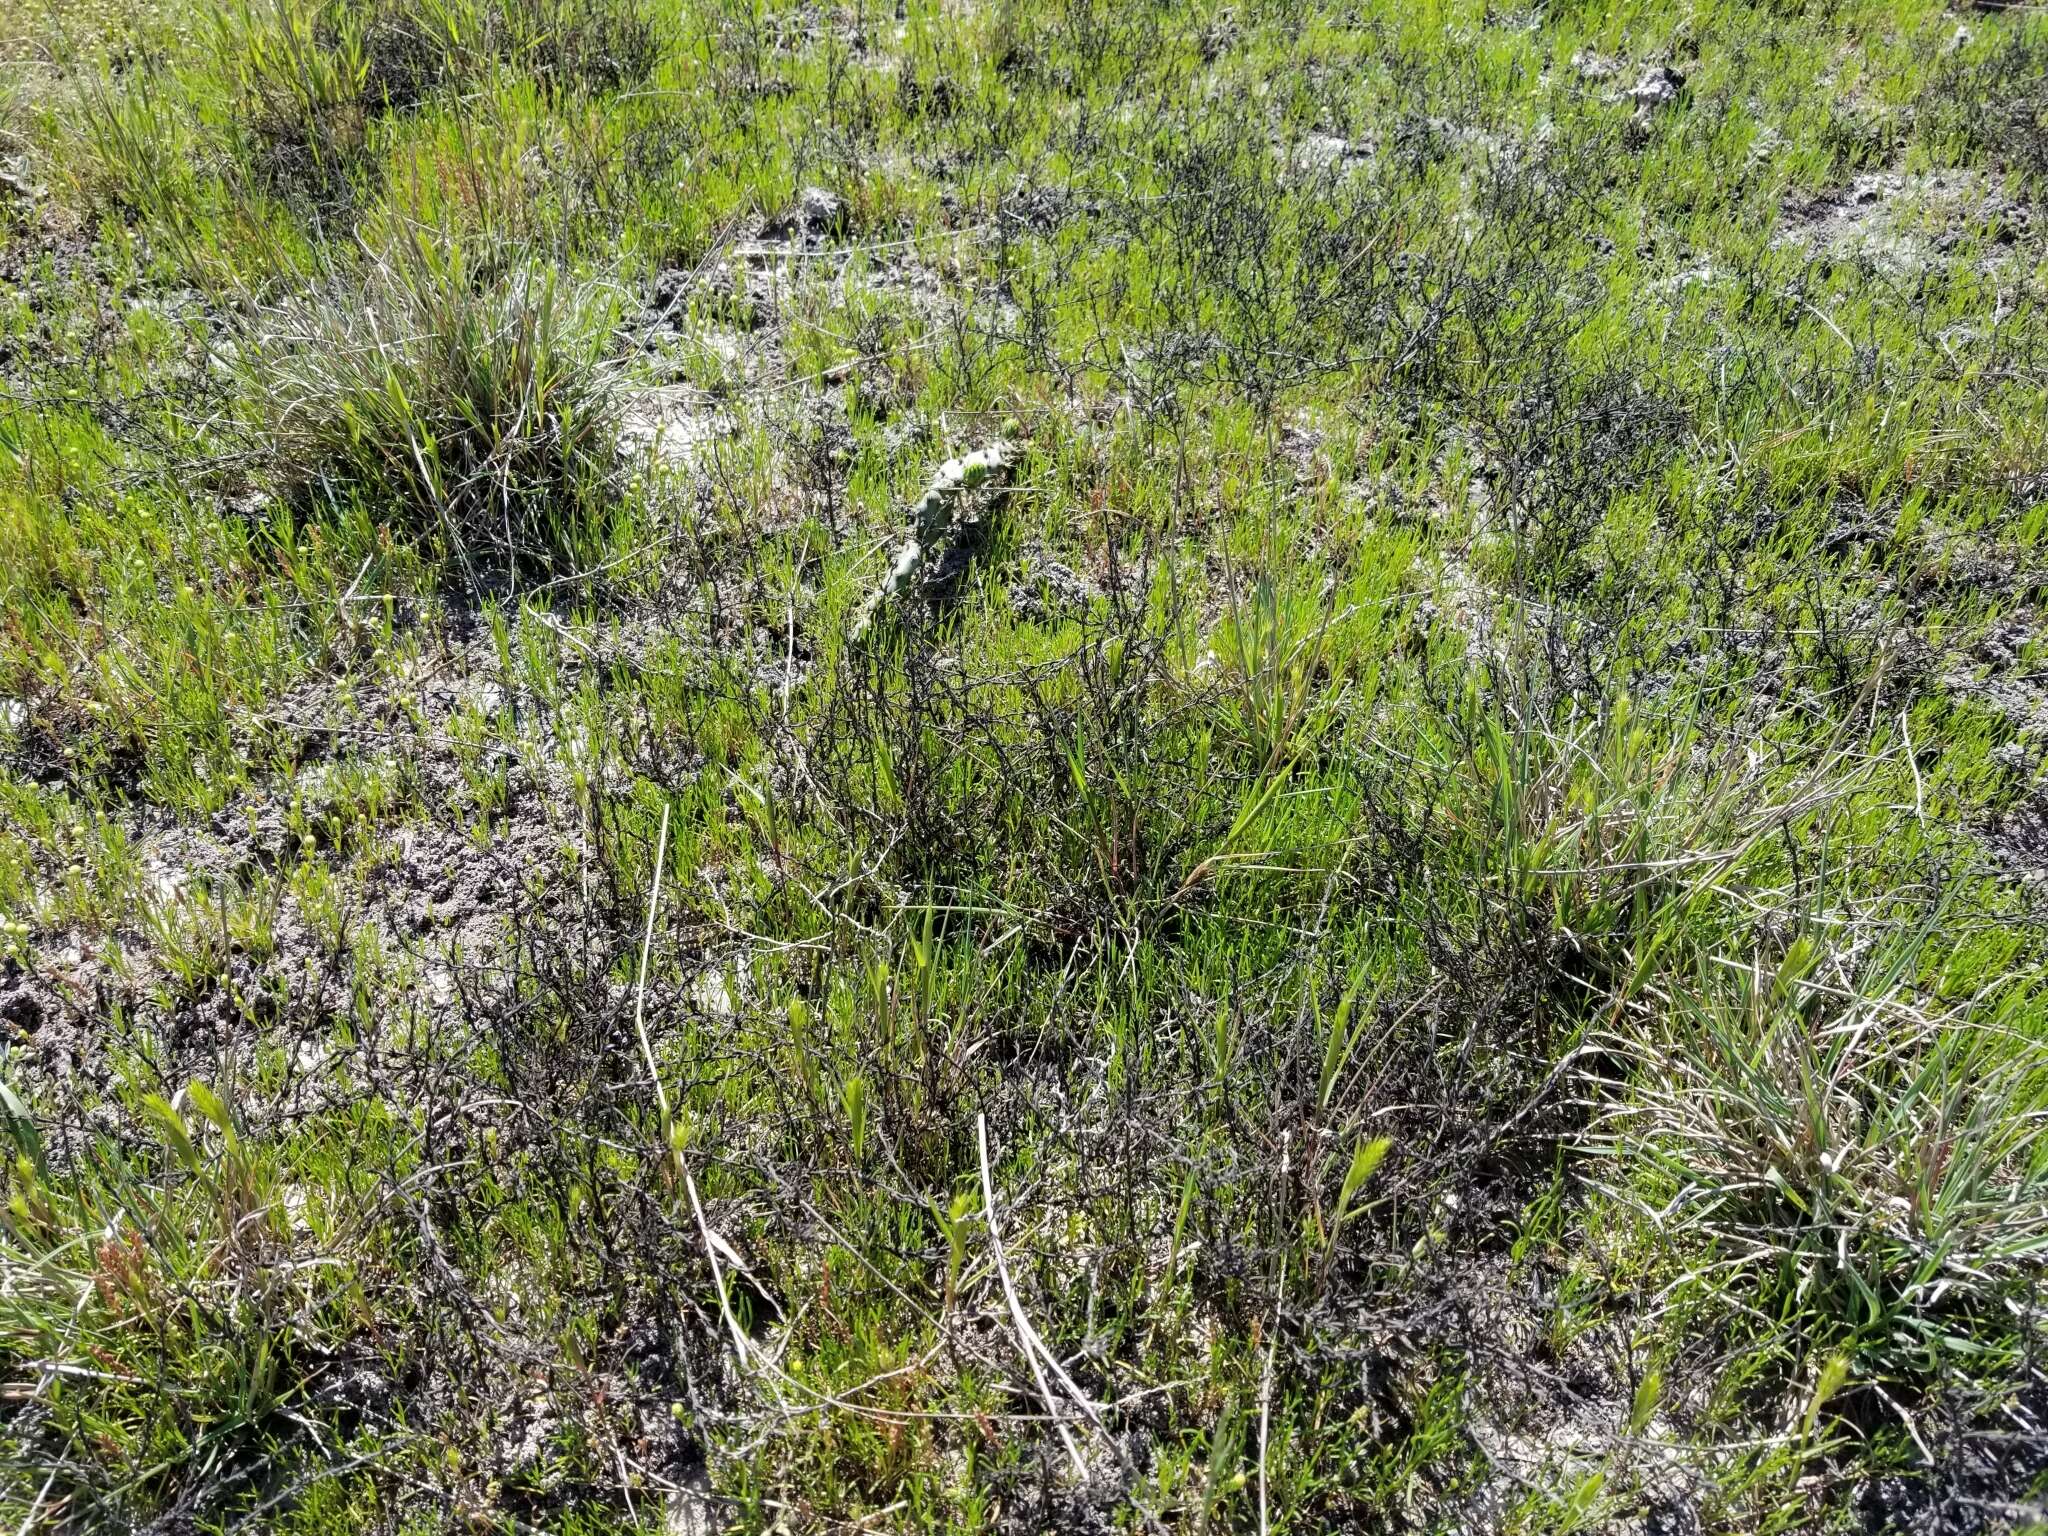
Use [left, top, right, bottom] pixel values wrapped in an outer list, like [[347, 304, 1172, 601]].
[[1601, 936, 2048, 1408], [236, 231, 623, 575], [85, 0, 658, 217]]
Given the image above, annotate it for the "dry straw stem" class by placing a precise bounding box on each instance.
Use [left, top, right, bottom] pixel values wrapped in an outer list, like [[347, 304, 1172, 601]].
[[976, 1111, 1095, 1480]]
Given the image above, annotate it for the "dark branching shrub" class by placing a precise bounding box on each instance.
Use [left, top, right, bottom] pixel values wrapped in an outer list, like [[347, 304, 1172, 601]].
[[792, 565, 1228, 939], [1090, 110, 1416, 417], [238, 236, 623, 572], [1923, 23, 2048, 190]]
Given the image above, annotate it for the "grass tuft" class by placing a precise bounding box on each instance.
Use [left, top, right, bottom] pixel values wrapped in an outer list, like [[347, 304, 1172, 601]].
[[235, 230, 624, 574]]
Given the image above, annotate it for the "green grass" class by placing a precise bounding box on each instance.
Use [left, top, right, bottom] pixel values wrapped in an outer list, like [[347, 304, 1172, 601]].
[[2, 0, 2047, 1531]]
